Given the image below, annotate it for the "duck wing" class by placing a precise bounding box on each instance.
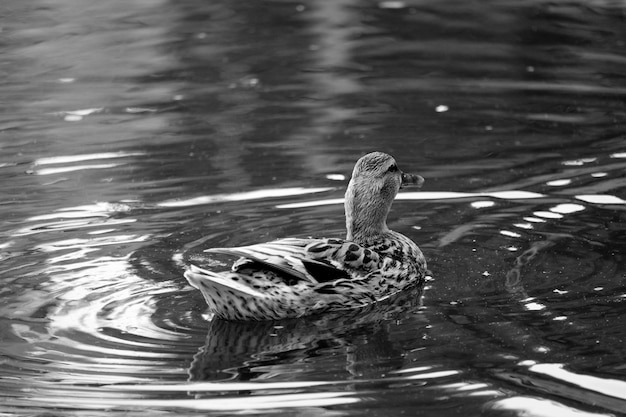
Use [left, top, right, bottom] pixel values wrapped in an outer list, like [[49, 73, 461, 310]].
[[205, 238, 352, 284]]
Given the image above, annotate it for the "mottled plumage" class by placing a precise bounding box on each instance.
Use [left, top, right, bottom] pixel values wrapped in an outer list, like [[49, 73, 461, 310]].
[[185, 151, 427, 321]]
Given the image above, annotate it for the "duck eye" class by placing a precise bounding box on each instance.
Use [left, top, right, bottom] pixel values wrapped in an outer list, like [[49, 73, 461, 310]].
[[387, 164, 398, 173]]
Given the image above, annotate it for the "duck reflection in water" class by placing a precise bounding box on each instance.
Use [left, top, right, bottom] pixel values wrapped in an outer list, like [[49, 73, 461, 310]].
[[185, 152, 427, 320], [188, 284, 427, 383]]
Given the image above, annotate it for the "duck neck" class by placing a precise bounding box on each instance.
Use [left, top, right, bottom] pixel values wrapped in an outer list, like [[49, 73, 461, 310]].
[[344, 179, 392, 243]]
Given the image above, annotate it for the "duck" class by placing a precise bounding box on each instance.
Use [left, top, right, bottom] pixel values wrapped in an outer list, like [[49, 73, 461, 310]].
[[184, 151, 427, 321]]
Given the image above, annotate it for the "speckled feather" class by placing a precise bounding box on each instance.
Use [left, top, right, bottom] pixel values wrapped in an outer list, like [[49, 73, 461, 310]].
[[185, 152, 427, 321]]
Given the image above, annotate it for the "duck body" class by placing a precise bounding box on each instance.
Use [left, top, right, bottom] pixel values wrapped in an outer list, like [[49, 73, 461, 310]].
[[185, 152, 427, 321]]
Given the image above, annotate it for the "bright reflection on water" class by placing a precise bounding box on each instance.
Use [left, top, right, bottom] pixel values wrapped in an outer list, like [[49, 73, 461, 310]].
[[1, 0, 626, 416]]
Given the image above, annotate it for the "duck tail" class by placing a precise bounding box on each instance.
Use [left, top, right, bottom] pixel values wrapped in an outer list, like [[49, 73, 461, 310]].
[[184, 265, 264, 298]]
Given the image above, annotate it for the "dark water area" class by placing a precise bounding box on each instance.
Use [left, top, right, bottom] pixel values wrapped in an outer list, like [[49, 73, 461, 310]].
[[1, 0, 625, 415]]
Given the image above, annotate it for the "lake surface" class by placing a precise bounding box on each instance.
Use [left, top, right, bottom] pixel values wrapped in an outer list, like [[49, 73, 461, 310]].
[[1, 0, 625, 415]]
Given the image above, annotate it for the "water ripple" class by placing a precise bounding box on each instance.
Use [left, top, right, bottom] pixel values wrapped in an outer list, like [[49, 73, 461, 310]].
[[26, 391, 361, 411]]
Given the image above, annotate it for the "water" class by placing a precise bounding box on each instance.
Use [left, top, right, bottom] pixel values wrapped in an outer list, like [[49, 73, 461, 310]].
[[1, 0, 625, 415]]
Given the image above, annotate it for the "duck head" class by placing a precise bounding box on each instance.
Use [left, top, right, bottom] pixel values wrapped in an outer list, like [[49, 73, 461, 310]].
[[345, 152, 424, 242]]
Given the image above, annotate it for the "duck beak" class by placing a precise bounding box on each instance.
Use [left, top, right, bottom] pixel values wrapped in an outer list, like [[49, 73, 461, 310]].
[[400, 172, 424, 189]]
